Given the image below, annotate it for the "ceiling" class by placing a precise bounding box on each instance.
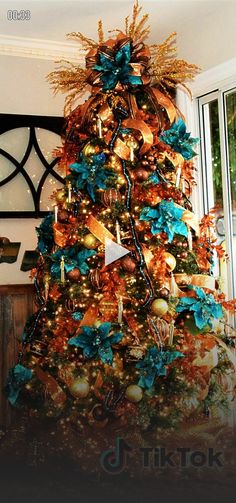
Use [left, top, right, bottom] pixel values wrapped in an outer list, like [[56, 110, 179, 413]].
[[0, 0, 236, 70]]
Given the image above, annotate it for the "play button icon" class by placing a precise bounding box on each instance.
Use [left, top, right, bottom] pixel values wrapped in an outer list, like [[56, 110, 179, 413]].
[[105, 238, 130, 266]]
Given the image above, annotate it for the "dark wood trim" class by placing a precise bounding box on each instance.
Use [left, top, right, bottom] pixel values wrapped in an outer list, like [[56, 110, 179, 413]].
[[0, 284, 34, 295], [0, 283, 36, 428]]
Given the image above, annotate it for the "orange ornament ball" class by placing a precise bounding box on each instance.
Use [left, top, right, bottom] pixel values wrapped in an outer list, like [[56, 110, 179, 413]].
[[58, 209, 69, 223], [121, 255, 136, 273], [135, 168, 150, 182], [67, 268, 81, 281]]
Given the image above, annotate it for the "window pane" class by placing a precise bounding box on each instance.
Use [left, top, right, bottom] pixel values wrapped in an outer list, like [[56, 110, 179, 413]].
[[208, 100, 223, 208], [0, 127, 30, 163], [0, 173, 34, 211], [226, 91, 236, 212], [225, 90, 236, 291], [23, 147, 46, 189], [0, 155, 16, 182], [40, 175, 63, 211], [35, 127, 62, 170]]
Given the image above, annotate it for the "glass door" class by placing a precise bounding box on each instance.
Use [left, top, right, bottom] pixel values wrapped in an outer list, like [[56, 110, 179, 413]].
[[198, 87, 236, 300]]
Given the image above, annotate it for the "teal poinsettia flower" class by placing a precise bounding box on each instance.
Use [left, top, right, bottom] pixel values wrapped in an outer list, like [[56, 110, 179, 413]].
[[160, 119, 199, 160], [71, 311, 83, 321], [136, 346, 184, 389], [5, 364, 33, 406], [69, 153, 116, 201], [140, 199, 188, 242], [36, 214, 54, 254], [93, 42, 142, 91], [176, 286, 223, 330], [68, 322, 123, 365], [50, 247, 96, 278], [148, 172, 160, 185]]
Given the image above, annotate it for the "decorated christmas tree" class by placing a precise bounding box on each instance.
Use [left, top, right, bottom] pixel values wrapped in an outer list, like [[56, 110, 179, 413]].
[[5, 1, 236, 465]]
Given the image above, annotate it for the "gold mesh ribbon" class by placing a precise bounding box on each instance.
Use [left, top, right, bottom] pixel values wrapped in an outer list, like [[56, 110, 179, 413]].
[[145, 87, 176, 124], [122, 117, 153, 155], [78, 304, 99, 328], [35, 367, 66, 408], [182, 208, 200, 235], [191, 274, 215, 290], [86, 215, 115, 244]]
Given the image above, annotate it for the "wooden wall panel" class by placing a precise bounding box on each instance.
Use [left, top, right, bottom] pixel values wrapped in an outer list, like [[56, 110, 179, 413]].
[[0, 285, 35, 428]]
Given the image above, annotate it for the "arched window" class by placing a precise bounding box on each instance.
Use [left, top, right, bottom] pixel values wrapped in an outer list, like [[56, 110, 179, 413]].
[[0, 114, 65, 217]]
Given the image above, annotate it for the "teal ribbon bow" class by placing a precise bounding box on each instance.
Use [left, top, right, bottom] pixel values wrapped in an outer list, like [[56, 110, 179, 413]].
[[140, 199, 188, 242], [5, 364, 33, 406], [160, 119, 199, 160], [68, 322, 123, 365], [176, 286, 223, 330], [69, 153, 116, 202], [136, 346, 184, 389], [36, 214, 54, 255]]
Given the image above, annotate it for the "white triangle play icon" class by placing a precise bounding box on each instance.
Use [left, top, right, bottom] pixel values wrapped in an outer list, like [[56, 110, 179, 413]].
[[105, 238, 130, 266]]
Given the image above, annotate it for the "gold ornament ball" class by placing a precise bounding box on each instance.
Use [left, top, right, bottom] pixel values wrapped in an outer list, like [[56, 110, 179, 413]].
[[56, 189, 66, 203], [83, 233, 99, 249], [163, 252, 176, 272], [151, 298, 169, 316], [83, 142, 101, 157], [69, 377, 90, 398], [125, 384, 143, 403]]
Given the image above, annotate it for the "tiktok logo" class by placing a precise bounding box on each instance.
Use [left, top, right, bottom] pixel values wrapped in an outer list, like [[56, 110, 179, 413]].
[[100, 437, 132, 474]]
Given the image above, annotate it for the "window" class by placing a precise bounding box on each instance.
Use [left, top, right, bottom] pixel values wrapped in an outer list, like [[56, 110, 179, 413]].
[[0, 114, 65, 217], [198, 86, 236, 300]]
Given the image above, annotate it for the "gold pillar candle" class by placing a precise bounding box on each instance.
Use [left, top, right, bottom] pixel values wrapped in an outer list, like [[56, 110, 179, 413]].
[[60, 256, 65, 283], [67, 182, 72, 203], [175, 166, 181, 188], [187, 226, 193, 250], [97, 116, 102, 138], [117, 295, 123, 324], [44, 280, 49, 301], [54, 205, 58, 223], [116, 220, 121, 244], [169, 320, 175, 346]]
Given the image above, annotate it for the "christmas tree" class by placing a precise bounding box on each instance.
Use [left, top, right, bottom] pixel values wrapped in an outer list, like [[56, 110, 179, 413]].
[[5, 2, 236, 463]]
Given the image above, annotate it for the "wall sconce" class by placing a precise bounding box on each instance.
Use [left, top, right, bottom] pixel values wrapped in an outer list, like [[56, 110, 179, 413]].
[[20, 250, 39, 271], [0, 237, 21, 264]]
